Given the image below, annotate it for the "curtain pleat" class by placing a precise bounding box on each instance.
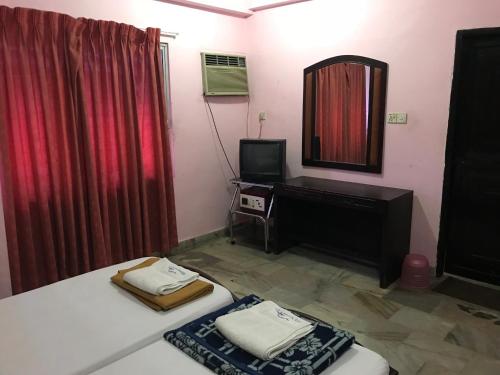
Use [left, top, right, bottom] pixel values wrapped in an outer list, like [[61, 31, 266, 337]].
[[0, 6, 178, 294]]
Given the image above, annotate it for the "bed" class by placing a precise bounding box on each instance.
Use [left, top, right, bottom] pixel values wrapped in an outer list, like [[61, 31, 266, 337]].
[[0, 258, 397, 375], [0, 257, 234, 375], [89, 286, 394, 375], [91, 339, 391, 375]]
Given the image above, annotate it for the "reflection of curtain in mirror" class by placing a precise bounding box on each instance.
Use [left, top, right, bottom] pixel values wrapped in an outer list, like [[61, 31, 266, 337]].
[[315, 63, 367, 163]]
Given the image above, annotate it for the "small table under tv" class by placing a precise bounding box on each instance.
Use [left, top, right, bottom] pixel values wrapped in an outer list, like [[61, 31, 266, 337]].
[[228, 178, 275, 253]]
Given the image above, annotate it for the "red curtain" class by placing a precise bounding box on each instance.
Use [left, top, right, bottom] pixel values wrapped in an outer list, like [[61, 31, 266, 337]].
[[0, 6, 178, 294], [315, 63, 367, 163]]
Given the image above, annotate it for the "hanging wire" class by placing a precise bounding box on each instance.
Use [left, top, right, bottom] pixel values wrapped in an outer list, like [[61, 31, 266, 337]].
[[204, 97, 238, 178]]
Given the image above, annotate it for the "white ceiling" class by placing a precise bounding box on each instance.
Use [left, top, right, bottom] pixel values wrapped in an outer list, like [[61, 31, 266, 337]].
[[157, 0, 312, 18]]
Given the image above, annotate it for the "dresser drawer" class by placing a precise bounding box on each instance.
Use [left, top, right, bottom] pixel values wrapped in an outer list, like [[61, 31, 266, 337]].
[[276, 188, 384, 213], [325, 194, 386, 213], [275, 186, 326, 202]]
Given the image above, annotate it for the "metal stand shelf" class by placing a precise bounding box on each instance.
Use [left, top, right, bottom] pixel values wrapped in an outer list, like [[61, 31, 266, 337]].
[[228, 178, 274, 253]]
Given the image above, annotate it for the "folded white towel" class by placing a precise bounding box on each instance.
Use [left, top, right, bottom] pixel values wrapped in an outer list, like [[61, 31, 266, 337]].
[[151, 258, 199, 285], [123, 258, 199, 295], [215, 301, 314, 360]]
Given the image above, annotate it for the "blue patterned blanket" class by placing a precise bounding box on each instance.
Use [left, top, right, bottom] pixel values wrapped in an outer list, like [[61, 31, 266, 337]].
[[164, 295, 355, 375]]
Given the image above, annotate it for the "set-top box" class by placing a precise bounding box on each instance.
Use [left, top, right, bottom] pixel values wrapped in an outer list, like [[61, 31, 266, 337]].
[[239, 187, 272, 215]]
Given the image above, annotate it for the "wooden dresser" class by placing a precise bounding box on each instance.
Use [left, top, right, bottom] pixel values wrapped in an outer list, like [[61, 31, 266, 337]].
[[274, 176, 413, 288]]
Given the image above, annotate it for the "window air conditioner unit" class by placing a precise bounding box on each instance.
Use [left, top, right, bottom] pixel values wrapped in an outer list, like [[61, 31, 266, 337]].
[[201, 52, 249, 96]]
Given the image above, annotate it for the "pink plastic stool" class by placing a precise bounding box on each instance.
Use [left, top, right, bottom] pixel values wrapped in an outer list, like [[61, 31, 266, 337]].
[[400, 254, 431, 289]]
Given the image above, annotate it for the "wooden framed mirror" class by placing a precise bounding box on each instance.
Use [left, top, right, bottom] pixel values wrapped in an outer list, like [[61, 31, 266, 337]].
[[302, 55, 388, 173]]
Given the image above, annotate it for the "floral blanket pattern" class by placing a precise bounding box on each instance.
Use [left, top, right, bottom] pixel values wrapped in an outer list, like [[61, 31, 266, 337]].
[[164, 295, 355, 375]]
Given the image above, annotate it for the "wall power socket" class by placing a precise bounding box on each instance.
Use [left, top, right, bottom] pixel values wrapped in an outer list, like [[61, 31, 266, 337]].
[[387, 112, 408, 124]]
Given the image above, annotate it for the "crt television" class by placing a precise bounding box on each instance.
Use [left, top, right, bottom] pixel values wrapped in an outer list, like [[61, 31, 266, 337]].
[[239, 139, 286, 183]]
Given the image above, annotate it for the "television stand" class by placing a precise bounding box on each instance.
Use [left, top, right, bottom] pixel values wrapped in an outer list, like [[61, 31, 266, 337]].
[[228, 179, 274, 253]]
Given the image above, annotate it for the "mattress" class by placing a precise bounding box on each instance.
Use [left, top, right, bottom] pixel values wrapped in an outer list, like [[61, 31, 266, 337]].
[[0, 257, 234, 375], [91, 340, 390, 375]]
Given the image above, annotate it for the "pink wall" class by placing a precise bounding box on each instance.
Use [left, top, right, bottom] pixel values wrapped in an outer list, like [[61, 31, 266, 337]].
[[0, 184, 11, 298], [245, 0, 500, 265]]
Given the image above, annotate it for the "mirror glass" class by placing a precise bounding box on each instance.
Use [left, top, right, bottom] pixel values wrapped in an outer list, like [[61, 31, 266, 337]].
[[302, 56, 388, 173]]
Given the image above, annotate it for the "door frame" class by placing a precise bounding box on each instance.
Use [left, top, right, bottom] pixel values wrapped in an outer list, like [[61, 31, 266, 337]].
[[437, 27, 500, 280]]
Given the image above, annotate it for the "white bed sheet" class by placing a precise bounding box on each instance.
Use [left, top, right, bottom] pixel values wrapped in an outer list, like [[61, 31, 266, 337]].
[[0, 257, 233, 375], [92, 341, 390, 375]]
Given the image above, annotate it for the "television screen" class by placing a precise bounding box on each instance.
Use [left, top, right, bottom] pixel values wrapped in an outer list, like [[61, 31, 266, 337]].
[[240, 139, 286, 183]]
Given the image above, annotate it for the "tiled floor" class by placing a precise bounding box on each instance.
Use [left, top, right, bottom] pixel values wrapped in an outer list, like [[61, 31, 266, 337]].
[[170, 236, 500, 375]]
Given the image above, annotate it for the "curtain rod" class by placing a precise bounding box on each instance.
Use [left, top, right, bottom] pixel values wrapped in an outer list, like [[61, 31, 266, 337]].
[[140, 28, 179, 39]]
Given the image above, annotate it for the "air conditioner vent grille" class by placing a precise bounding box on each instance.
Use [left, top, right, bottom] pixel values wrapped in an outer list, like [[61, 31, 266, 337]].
[[201, 52, 248, 96], [205, 54, 246, 67]]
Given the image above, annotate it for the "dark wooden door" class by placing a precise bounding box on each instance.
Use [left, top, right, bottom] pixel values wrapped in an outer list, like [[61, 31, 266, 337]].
[[438, 28, 500, 285]]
